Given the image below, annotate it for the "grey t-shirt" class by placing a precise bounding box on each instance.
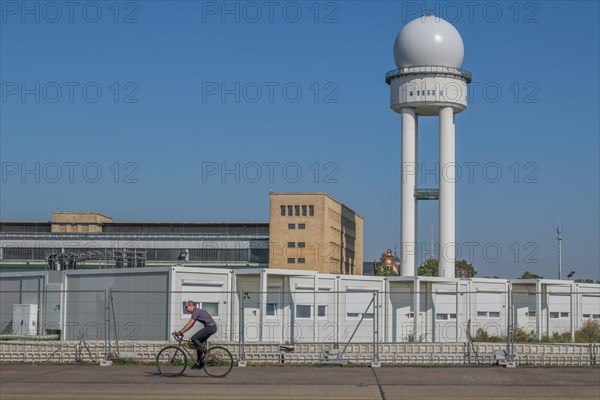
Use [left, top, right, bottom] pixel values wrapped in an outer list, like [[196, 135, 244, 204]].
[[191, 308, 216, 326]]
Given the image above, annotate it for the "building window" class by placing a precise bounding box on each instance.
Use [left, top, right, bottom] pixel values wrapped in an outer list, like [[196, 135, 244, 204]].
[[302, 205, 307, 216], [287, 242, 295, 248], [298, 258, 305, 264], [204, 302, 218, 316], [550, 312, 570, 319], [309, 205, 314, 216], [280, 206, 286, 216], [477, 311, 500, 319], [266, 303, 277, 316], [417, 90, 420, 95], [528, 310, 536, 317], [296, 305, 312, 319], [182, 302, 219, 317], [406, 312, 415, 318], [298, 223, 306, 229], [295, 205, 300, 216], [347, 312, 374, 319], [288, 223, 295, 229], [298, 242, 305, 248], [288, 205, 293, 216], [317, 305, 327, 318], [288, 258, 296, 264], [409, 91, 413, 96], [440, 90, 444, 96], [436, 313, 456, 320]]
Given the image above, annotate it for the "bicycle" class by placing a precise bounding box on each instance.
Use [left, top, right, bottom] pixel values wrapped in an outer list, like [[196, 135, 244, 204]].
[[156, 332, 233, 378]]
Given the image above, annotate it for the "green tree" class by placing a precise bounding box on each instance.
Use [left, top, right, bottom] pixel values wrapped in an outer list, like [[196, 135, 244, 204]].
[[455, 259, 477, 278], [417, 258, 438, 276], [417, 258, 476, 278], [519, 271, 543, 279], [375, 262, 398, 276]]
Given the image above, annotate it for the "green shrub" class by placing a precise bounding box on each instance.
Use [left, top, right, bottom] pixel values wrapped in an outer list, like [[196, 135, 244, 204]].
[[472, 321, 600, 343], [539, 331, 571, 343], [575, 320, 600, 343], [473, 328, 504, 342], [513, 327, 537, 342]]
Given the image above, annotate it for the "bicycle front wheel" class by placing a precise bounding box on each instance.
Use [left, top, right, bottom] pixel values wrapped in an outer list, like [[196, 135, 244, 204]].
[[203, 346, 233, 378], [156, 346, 187, 377]]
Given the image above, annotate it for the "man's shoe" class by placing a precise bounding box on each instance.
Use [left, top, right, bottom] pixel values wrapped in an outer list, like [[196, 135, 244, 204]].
[[191, 361, 204, 369]]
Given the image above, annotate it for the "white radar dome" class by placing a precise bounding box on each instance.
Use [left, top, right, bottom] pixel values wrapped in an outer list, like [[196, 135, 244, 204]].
[[393, 15, 464, 69]]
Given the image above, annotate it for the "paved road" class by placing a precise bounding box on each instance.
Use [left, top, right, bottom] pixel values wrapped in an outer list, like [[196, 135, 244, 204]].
[[0, 364, 599, 399]]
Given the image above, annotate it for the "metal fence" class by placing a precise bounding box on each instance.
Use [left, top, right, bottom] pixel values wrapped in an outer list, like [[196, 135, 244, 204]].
[[1, 287, 598, 357]]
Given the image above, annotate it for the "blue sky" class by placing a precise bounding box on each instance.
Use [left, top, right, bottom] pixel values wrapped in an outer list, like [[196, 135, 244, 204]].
[[1, 1, 599, 280]]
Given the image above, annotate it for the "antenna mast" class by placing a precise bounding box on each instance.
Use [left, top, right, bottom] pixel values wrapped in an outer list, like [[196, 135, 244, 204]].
[[557, 225, 562, 280]]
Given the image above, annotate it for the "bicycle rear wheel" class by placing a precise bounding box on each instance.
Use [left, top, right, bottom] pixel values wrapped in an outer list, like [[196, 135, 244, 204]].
[[156, 346, 187, 377], [203, 346, 233, 378]]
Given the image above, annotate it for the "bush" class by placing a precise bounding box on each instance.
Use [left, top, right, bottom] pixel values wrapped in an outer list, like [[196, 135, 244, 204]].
[[472, 321, 600, 343], [539, 331, 571, 343], [513, 328, 537, 343], [473, 328, 504, 343], [575, 320, 600, 343]]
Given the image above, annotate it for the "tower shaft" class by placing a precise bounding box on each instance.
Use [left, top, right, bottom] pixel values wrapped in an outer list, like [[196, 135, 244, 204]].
[[401, 108, 417, 276], [388, 68, 469, 277], [439, 106, 455, 278]]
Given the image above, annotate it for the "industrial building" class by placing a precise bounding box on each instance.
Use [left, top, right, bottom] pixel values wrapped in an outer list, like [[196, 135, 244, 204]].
[[0, 212, 269, 270], [0, 192, 363, 275], [268, 192, 364, 275]]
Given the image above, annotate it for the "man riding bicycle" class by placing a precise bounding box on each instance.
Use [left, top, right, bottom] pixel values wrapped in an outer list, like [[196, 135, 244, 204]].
[[174, 300, 217, 369]]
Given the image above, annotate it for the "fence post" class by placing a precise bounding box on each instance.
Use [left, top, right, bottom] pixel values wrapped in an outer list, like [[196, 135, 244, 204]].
[[371, 291, 380, 367], [100, 289, 112, 366], [570, 284, 575, 342], [505, 285, 516, 368], [238, 290, 246, 367]]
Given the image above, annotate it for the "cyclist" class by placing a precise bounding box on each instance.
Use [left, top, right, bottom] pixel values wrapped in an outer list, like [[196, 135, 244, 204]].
[[174, 300, 217, 369]]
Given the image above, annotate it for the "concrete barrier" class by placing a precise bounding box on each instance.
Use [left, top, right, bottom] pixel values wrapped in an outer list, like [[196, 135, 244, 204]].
[[1, 340, 598, 366]]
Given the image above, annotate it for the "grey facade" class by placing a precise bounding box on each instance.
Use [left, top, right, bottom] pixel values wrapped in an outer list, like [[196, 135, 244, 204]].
[[0, 220, 269, 269], [1, 269, 171, 340]]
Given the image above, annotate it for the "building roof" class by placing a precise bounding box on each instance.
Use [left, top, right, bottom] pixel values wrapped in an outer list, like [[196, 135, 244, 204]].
[[0, 220, 269, 234], [270, 192, 363, 219]]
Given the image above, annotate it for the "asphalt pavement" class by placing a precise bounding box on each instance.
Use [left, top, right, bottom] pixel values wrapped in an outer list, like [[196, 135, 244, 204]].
[[0, 363, 599, 399]]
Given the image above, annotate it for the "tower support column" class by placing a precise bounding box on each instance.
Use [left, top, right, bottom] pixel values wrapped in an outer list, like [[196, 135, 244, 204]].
[[401, 107, 417, 276], [439, 106, 455, 278]]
